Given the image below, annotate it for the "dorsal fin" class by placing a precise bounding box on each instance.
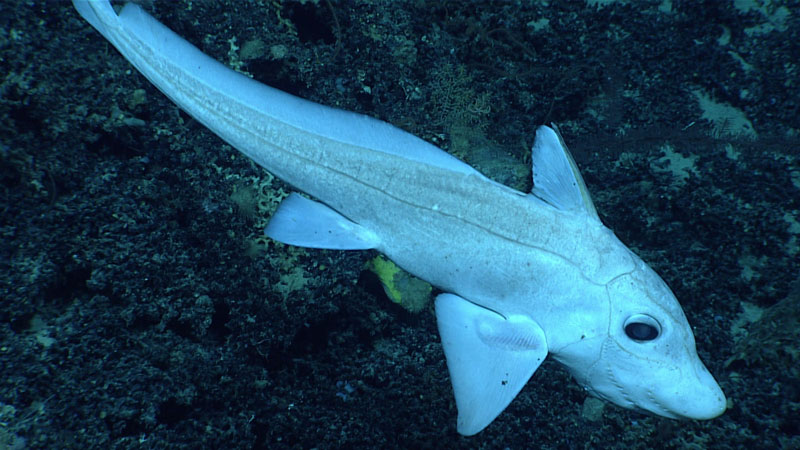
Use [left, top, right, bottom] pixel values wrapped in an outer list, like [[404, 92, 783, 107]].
[[529, 125, 599, 221]]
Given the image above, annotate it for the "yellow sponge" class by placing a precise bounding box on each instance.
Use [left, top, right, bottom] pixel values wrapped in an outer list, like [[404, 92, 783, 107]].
[[367, 256, 432, 313]]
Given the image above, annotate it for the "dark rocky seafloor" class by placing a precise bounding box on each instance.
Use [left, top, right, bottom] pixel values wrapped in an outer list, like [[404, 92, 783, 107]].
[[1, 0, 798, 448]]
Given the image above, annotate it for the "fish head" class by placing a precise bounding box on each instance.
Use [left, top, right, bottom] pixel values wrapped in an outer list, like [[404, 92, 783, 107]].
[[559, 256, 727, 420]]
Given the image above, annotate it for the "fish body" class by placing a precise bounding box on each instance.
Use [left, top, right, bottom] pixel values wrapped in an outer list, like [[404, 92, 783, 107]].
[[73, 0, 726, 435]]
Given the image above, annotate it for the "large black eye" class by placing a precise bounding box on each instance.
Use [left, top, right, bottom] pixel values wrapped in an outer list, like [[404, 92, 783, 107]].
[[624, 314, 661, 342]]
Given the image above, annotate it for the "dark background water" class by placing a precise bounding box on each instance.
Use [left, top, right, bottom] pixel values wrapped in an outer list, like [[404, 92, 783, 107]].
[[1, 0, 798, 448]]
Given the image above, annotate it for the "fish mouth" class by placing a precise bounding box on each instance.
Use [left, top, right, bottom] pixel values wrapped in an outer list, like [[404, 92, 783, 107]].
[[642, 390, 682, 419], [601, 359, 726, 420], [605, 364, 681, 419]]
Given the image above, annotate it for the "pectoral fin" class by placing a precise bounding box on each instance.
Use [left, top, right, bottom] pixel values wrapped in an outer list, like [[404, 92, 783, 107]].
[[265, 193, 380, 250], [435, 293, 548, 435]]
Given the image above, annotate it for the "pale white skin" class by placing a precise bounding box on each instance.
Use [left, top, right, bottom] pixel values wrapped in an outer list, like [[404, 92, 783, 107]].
[[74, 0, 726, 435]]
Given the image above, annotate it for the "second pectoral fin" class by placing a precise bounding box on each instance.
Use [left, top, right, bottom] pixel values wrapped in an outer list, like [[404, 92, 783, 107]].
[[435, 293, 548, 436], [265, 193, 380, 250]]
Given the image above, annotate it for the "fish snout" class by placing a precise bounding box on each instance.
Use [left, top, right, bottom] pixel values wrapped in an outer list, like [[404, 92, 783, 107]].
[[653, 361, 727, 420]]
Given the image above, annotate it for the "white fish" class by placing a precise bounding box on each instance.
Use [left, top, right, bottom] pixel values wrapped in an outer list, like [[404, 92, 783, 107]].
[[73, 0, 726, 435]]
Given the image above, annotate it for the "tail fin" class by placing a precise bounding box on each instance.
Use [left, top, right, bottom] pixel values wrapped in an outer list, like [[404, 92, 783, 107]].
[[72, 0, 120, 39]]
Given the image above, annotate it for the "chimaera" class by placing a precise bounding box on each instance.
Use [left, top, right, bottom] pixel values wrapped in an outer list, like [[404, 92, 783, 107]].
[[73, 0, 727, 435]]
